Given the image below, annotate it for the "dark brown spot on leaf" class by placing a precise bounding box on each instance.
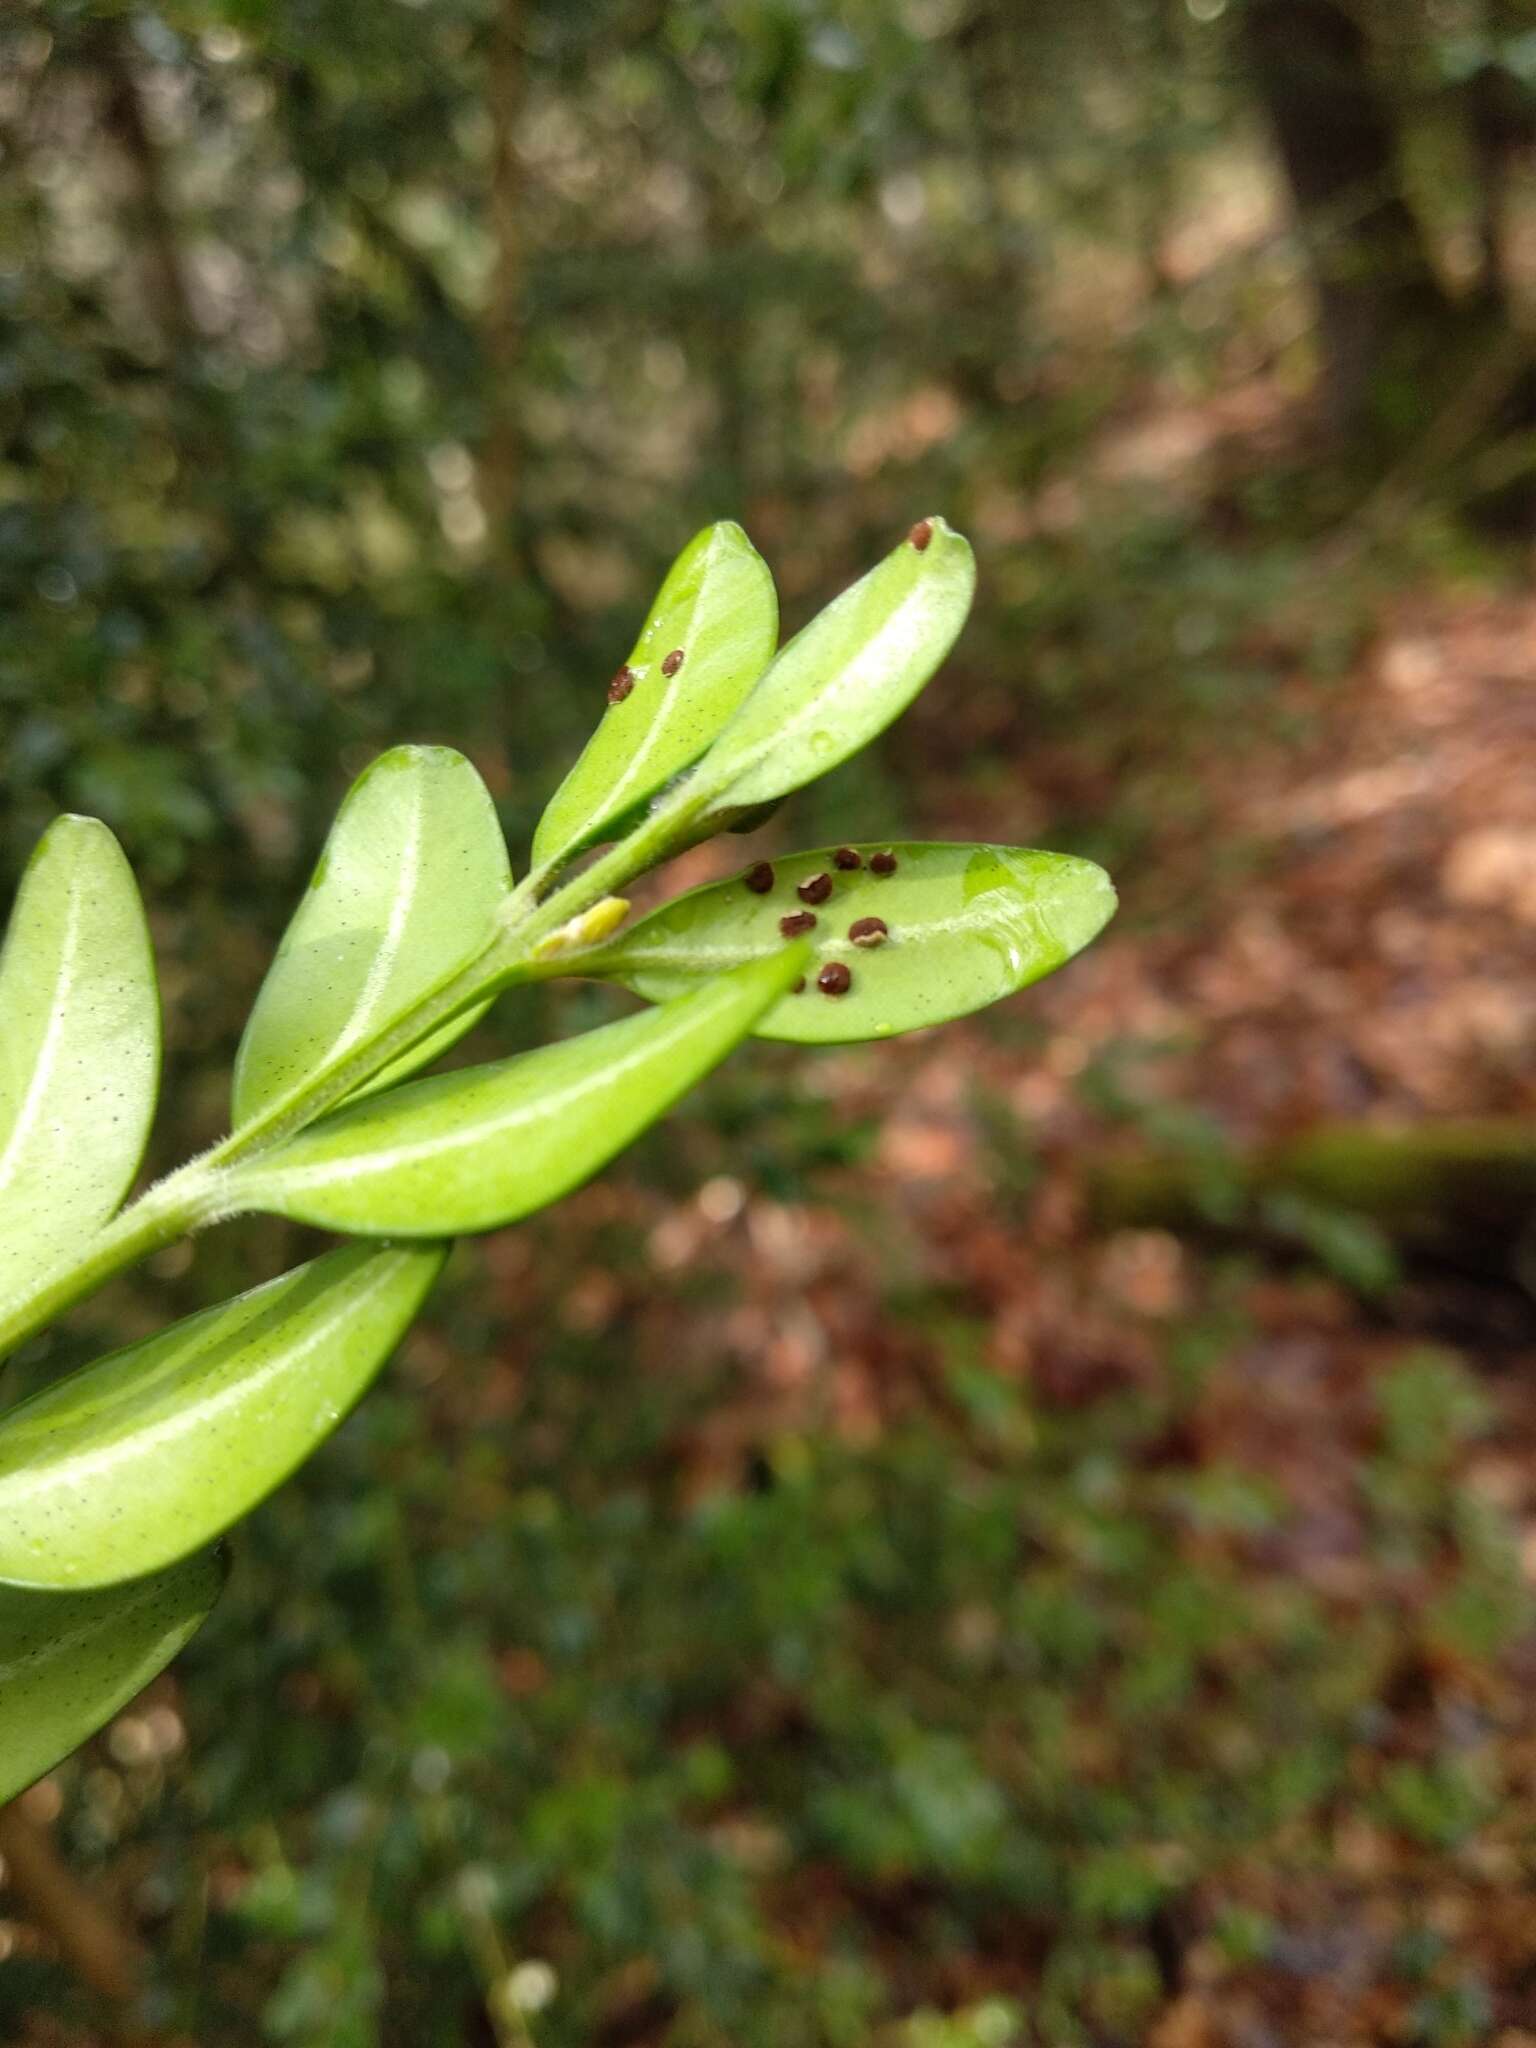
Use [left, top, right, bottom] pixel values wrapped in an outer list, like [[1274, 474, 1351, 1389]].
[[779, 911, 817, 937], [833, 847, 863, 870], [607, 666, 636, 704], [909, 519, 933, 552], [849, 916, 888, 948], [744, 861, 774, 894], [661, 648, 685, 676], [797, 872, 832, 905], [817, 961, 852, 996], [791, 976, 806, 994], [870, 850, 898, 875]]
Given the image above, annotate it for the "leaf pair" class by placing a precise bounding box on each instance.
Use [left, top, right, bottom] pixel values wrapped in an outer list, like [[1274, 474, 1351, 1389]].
[[0, 747, 513, 1332], [531, 516, 976, 871]]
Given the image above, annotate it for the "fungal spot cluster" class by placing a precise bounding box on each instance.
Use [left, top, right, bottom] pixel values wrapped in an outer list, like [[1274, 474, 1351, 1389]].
[[607, 644, 684, 703], [742, 847, 900, 997]]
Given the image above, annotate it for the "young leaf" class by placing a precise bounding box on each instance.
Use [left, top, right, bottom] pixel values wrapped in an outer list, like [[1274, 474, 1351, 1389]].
[[233, 747, 512, 1126], [531, 522, 778, 874], [677, 519, 975, 821], [0, 1244, 445, 1590], [582, 842, 1116, 1044], [227, 947, 808, 1237], [0, 1552, 223, 1804], [0, 816, 159, 1304]]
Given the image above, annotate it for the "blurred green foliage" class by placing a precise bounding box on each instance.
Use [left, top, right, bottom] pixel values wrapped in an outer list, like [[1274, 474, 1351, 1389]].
[[15, 1302, 1523, 2044]]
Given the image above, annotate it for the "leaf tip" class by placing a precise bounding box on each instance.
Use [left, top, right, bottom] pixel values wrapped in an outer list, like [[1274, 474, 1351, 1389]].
[[1049, 857, 1118, 961]]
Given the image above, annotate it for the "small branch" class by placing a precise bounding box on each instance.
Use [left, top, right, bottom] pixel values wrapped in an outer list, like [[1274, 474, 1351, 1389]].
[[0, 1800, 144, 2007]]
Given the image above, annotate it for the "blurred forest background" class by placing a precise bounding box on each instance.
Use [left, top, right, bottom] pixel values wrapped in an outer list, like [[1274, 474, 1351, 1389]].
[[4, 0, 1536, 2043]]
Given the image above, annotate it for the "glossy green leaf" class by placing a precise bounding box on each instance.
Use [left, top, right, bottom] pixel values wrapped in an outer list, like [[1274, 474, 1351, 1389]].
[[0, 1244, 445, 1590], [584, 842, 1116, 1044], [532, 522, 778, 874], [233, 747, 512, 1125], [680, 518, 975, 819], [229, 947, 807, 1237], [0, 815, 159, 1305], [0, 1552, 222, 1803]]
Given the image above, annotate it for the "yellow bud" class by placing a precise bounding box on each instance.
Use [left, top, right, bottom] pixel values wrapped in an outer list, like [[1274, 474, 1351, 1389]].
[[531, 896, 630, 960]]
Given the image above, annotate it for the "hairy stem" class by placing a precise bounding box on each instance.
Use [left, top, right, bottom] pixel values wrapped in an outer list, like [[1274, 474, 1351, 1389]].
[[0, 1165, 219, 1362]]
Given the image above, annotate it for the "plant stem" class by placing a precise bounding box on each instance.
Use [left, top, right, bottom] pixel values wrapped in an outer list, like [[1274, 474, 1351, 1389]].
[[0, 1164, 218, 1362]]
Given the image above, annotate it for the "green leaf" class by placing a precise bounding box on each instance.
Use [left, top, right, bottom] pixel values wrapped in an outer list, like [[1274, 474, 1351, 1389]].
[[233, 747, 512, 1126], [0, 1552, 223, 1803], [0, 1244, 444, 1590], [679, 518, 974, 820], [0, 816, 159, 1304], [584, 842, 1116, 1044], [228, 947, 807, 1237], [531, 522, 778, 874]]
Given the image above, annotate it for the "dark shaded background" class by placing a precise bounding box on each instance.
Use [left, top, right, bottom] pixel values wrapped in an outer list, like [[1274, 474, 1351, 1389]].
[[3, 3, 1536, 2043]]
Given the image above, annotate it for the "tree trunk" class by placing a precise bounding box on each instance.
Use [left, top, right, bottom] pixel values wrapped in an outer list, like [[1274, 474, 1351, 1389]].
[[481, 0, 524, 560], [1241, 0, 1452, 437], [91, 15, 199, 355]]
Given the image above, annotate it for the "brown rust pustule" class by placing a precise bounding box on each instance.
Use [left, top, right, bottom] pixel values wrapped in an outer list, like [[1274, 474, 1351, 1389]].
[[779, 911, 817, 937], [797, 872, 832, 905], [908, 519, 933, 552], [817, 961, 852, 996], [661, 647, 685, 676], [848, 916, 888, 948], [791, 976, 806, 994], [833, 847, 862, 870], [869, 850, 898, 876], [744, 861, 774, 894], [607, 665, 636, 704]]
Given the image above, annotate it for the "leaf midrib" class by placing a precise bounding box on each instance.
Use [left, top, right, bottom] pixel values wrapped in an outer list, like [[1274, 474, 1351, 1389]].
[[0, 870, 84, 1198], [321, 769, 427, 1068]]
